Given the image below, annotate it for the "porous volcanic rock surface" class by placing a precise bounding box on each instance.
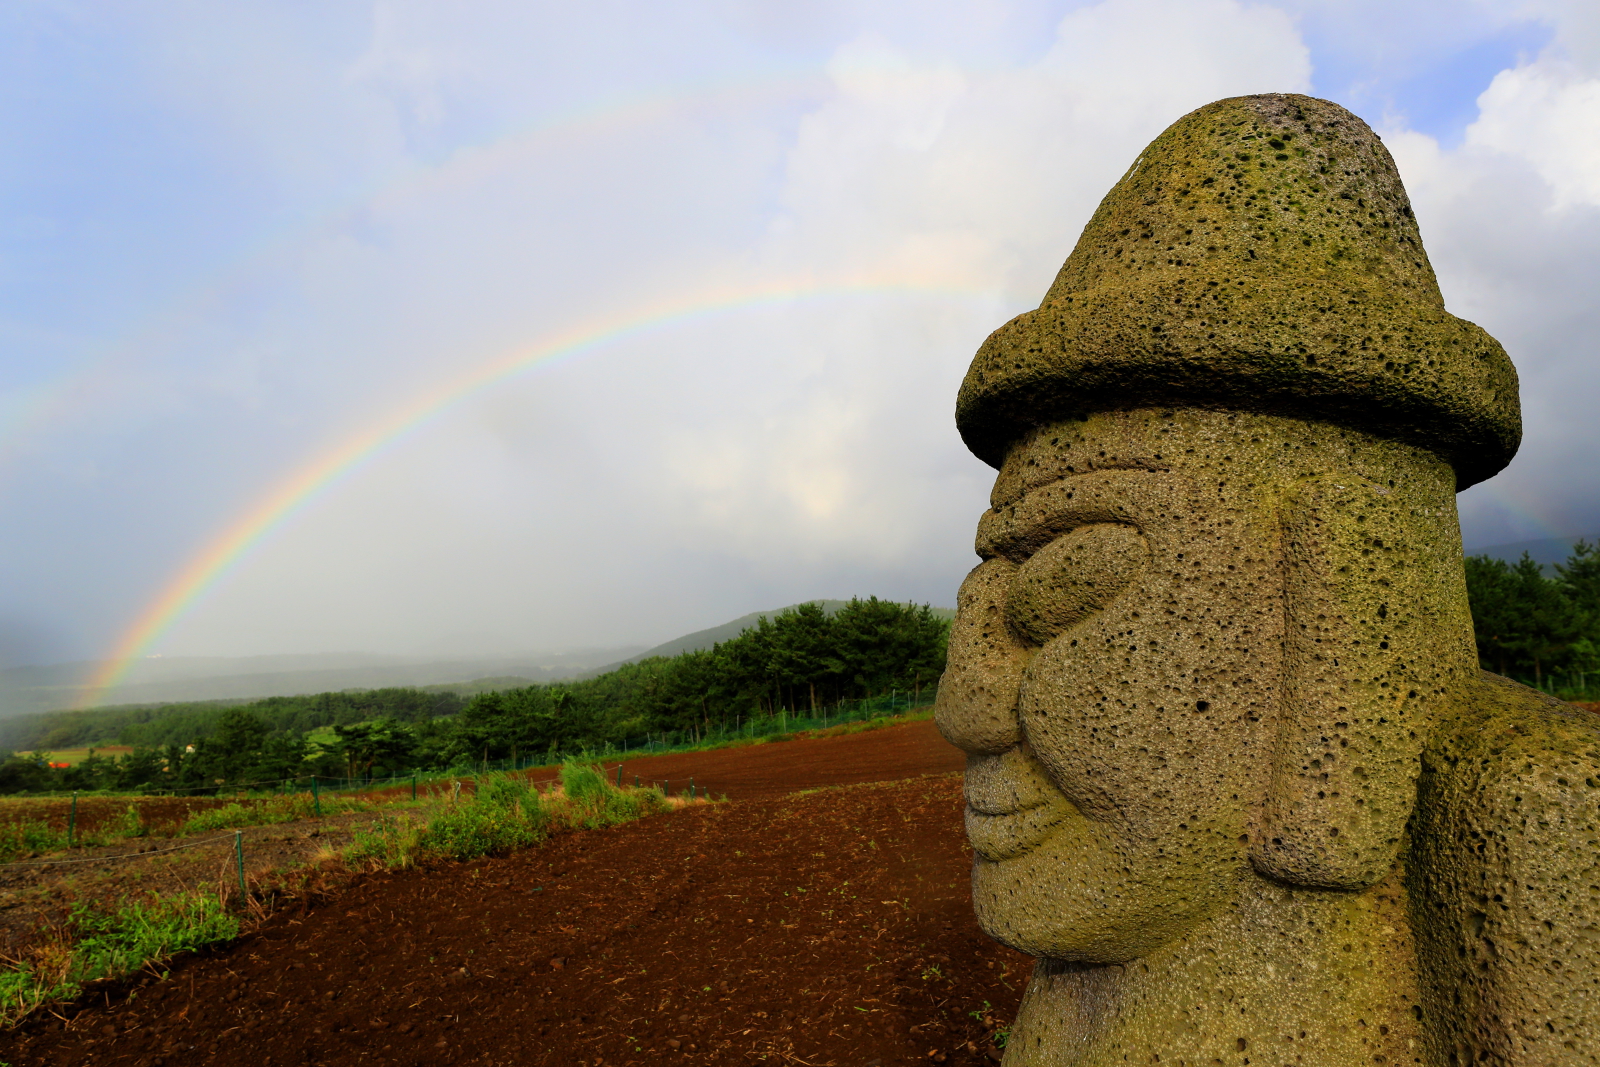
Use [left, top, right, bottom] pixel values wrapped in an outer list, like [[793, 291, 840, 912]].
[[3, 720, 1025, 1066]]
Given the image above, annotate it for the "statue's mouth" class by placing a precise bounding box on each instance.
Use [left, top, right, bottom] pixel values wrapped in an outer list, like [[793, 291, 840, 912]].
[[964, 747, 1075, 860], [965, 802, 1071, 861]]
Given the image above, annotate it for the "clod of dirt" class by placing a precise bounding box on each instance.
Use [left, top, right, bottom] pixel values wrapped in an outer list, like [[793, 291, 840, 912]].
[[549, 957, 565, 970], [666, 1039, 681, 1050]]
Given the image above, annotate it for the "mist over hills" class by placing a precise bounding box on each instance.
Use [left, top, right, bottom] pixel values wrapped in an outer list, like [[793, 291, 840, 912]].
[[1469, 535, 1600, 571], [0, 648, 643, 721], [0, 599, 956, 719]]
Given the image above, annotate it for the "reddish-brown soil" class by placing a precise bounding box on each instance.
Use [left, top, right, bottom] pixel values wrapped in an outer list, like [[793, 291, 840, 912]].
[[0, 796, 260, 837], [2, 719, 1028, 1067], [527, 717, 968, 802], [1, 717, 963, 838]]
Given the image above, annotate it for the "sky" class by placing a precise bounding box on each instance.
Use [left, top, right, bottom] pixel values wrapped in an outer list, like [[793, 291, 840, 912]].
[[2, 0, 1598, 691]]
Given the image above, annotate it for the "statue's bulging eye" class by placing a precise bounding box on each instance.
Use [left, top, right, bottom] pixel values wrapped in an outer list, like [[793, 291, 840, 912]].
[[1005, 523, 1149, 645]]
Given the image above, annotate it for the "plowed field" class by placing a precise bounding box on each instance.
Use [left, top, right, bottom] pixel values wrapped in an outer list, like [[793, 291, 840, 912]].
[[2, 719, 1028, 1067]]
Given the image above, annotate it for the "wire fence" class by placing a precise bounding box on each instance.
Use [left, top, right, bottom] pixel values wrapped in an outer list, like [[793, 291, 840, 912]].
[[1512, 671, 1600, 700]]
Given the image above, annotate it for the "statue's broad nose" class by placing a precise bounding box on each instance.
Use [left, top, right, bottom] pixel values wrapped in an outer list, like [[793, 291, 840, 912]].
[[935, 558, 1028, 755]]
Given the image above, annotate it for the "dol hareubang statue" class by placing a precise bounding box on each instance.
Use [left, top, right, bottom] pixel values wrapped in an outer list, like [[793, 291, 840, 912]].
[[935, 93, 1600, 1067]]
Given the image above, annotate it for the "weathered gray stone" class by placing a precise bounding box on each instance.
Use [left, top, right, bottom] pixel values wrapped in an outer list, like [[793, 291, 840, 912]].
[[936, 93, 1600, 1067]]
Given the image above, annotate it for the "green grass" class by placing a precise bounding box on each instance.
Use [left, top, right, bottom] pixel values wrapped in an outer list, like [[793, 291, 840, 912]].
[[344, 813, 424, 868], [0, 891, 238, 1025], [0, 820, 68, 863], [404, 762, 676, 864], [35, 746, 134, 767], [415, 774, 549, 861]]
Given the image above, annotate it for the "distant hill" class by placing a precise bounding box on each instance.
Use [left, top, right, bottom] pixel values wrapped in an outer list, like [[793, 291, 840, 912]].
[[1468, 535, 1600, 575], [0, 599, 958, 718], [0, 648, 643, 719], [622, 600, 957, 665]]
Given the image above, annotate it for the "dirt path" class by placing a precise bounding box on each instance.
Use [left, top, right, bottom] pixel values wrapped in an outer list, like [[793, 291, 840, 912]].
[[2, 775, 1024, 1067]]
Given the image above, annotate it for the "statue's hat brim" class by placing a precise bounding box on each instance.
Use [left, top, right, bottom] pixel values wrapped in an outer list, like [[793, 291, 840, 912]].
[[956, 93, 1519, 490]]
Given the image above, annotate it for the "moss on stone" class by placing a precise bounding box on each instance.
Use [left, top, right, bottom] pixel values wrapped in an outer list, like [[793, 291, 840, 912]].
[[956, 93, 1520, 489]]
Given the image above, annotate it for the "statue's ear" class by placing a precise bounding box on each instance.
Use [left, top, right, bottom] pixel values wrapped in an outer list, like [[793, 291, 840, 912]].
[[1250, 473, 1433, 889]]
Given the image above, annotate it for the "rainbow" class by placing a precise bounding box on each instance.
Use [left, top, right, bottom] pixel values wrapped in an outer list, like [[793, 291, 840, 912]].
[[77, 276, 998, 707], [0, 68, 833, 476]]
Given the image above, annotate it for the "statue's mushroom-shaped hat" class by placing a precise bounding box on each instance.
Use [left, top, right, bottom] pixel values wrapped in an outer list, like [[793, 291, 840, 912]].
[[957, 93, 1519, 489]]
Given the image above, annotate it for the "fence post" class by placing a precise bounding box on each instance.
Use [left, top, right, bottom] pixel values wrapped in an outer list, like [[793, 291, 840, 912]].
[[68, 792, 77, 847], [689, 776, 695, 800], [312, 775, 321, 817], [616, 764, 623, 788], [235, 830, 246, 900], [412, 773, 418, 801]]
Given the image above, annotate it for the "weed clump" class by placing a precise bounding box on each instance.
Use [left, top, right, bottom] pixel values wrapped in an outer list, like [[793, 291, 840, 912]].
[[558, 761, 666, 827], [0, 820, 68, 863], [0, 892, 237, 1025], [344, 813, 423, 869], [413, 765, 671, 863], [416, 774, 546, 861]]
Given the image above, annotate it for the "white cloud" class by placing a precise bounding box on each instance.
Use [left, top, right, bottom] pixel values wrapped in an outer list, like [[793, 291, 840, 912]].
[[12, 0, 1599, 675], [1467, 60, 1600, 208], [1381, 28, 1600, 544]]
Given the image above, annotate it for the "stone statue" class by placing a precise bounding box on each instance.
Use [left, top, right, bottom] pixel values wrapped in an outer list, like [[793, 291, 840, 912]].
[[935, 93, 1600, 1067]]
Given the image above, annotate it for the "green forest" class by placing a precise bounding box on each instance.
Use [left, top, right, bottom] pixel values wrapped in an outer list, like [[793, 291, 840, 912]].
[[0, 598, 949, 795], [1463, 541, 1600, 688]]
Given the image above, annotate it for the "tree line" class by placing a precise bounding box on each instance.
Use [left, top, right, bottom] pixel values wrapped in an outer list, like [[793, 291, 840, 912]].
[[0, 687, 468, 754], [1464, 541, 1600, 687], [0, 598, 949, 794]]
